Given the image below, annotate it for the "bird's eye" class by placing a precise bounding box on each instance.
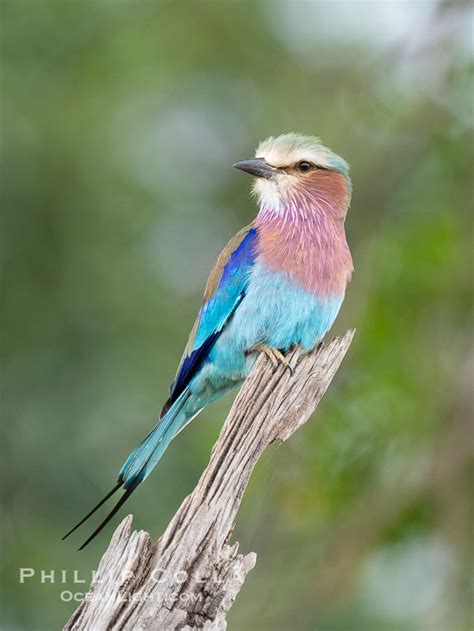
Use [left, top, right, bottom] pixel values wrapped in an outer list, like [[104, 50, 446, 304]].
[[297, 161, 312, 172]]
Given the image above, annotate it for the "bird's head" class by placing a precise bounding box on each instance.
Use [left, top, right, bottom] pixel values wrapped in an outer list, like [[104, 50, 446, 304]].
[[233, 133, 351, 220]]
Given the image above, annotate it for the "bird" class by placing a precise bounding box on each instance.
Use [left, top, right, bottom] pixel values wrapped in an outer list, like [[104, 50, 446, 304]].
[[63, 132, 353, 549]]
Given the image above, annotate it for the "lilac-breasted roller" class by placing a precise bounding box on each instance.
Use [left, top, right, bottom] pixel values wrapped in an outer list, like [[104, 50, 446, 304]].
[[64, 133, 353, 549]]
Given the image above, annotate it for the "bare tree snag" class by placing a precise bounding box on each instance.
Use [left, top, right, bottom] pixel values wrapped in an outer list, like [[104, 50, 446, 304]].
[[64, 331, 355, 631]]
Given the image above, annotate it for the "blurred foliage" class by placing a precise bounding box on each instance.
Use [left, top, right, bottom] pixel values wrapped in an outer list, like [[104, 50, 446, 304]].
[[1, 1, 472, 630]]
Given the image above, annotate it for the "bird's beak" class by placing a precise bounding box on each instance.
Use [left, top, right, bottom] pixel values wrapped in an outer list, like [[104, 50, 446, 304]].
[[232, 158, 280, 179]]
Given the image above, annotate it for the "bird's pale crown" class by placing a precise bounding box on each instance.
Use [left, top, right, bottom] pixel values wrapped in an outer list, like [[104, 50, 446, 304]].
[[255, 132, 349, 174]]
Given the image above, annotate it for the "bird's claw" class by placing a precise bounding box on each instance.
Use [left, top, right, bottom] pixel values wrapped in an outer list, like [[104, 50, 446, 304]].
[[255, 346, 294, 376]]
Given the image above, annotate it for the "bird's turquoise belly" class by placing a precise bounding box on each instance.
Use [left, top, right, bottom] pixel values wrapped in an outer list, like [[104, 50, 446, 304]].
[[189, 265, 343, 407], [229, 264, 343, 351]]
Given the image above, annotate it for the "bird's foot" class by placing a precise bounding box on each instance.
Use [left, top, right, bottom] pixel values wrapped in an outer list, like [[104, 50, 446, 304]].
[[255, 345, 294, 376]]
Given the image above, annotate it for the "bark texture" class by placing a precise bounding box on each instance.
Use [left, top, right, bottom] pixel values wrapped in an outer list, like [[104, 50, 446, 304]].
[[64, 331, 354, 630]]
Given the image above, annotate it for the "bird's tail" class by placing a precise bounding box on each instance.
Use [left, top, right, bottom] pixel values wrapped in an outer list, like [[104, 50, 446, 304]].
[[63, 389, 196, 549], [119, 389, 192, 488]]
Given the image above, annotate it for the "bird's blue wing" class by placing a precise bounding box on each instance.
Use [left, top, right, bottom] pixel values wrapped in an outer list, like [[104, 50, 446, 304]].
[[162, 225, 257, 414], [64, 225, 259, 549]]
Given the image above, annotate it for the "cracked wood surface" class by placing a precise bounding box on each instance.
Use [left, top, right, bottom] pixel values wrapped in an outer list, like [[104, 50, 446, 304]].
[[64, 330, 355, 631]]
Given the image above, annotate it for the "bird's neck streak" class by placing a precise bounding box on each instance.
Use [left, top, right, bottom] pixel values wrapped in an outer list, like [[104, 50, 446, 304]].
[[254, 170, 353, 297]]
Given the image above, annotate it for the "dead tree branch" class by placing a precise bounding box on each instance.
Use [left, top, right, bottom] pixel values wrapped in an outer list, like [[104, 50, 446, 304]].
[[64, 330, 355, 631]]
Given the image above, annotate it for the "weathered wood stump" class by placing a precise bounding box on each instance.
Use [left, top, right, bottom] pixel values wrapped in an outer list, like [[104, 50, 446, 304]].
[[64, 331, 354, 630]]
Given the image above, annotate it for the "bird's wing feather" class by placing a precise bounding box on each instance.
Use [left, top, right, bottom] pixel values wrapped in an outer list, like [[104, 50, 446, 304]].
[[64, 225, 258, 549], [162, 225, 257, 414]]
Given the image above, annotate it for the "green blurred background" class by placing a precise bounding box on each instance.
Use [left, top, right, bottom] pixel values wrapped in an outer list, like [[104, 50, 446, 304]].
[[1, 1, 472, 629]]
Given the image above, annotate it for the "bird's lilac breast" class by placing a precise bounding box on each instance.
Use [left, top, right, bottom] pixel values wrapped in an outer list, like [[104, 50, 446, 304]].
[[255, 205, 353, 298]]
